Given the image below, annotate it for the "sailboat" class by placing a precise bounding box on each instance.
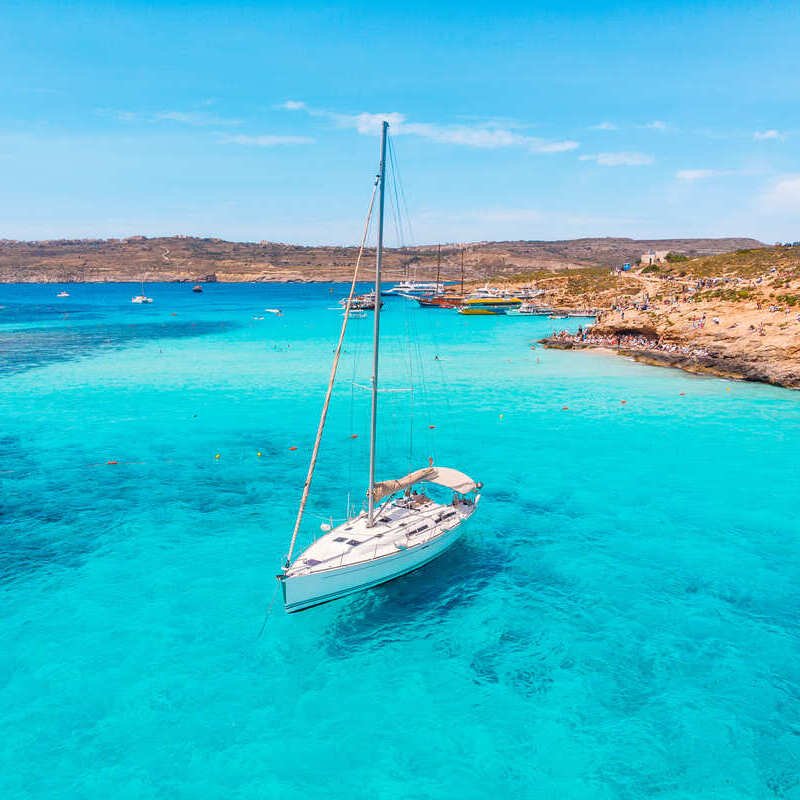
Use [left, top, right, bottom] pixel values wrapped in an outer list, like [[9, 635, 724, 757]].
[[131, 278, 153, 304], [278, 121, 482, 613], [417, 247, 467, 309]]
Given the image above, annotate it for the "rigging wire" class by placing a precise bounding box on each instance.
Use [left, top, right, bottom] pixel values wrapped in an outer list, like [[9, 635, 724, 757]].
[[386, 134, 441, 469], [284, 175, 380, 566]]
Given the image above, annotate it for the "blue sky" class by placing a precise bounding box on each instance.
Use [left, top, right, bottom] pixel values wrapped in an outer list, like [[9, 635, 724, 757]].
[[1, 0, 799, 244]]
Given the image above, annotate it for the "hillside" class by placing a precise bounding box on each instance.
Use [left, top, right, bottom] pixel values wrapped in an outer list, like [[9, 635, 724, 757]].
[[0, 236, 762, 283], [530, 245, 800, 389]]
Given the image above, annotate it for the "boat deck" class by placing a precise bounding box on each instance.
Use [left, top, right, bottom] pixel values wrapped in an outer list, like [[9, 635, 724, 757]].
[[287, 496, 476, 577]]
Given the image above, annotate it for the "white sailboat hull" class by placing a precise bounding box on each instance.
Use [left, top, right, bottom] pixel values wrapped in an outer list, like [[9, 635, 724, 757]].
[[280, 520, 467, 613]]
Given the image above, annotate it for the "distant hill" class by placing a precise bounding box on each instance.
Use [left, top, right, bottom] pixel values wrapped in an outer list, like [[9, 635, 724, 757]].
[[0, 235, 764, 283]]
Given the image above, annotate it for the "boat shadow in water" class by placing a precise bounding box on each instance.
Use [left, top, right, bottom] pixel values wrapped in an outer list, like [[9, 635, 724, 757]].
[[321, 536, 506, 656]]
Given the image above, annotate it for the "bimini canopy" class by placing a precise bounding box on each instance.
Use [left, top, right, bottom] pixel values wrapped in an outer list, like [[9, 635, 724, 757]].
[[371, 466, 479, 503]]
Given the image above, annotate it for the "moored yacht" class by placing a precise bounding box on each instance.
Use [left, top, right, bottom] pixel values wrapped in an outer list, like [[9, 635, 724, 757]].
[[279, 121, 481, 613]]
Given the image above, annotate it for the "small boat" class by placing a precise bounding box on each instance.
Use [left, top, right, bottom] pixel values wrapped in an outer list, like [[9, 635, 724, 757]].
[[516, 287, 545, 300], [340, 292, 383, 311], [280, 121, 481, 613], [131, 279, 153, 304], [192, 284, 203, 293], [548, 314, 568, 320], [517, 302, 552, 315], [56, 291, 70, 298], [265, 308, 283, 316]]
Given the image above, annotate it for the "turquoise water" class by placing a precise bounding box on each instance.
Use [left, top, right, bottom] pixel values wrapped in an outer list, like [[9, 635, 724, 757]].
[[2, 282, 799, 799]]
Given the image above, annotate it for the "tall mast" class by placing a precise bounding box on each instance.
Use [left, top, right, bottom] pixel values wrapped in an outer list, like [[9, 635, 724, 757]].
[[436, 244, 441, 287], [460, 248, 465, 296], [367, 120, 388, 526]]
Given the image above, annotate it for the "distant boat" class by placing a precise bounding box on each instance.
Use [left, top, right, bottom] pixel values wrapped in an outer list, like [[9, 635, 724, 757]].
[[192, 284, 203, 293], [417, 294, 463, 309], [132, 279, 153, 304], [340, 292, 382, 311], [517, 302, 551, 315], [265, 308, 283, 316], [382, 280, 444, 297], [458, 296, 521, 315], [56, 291, 69, 298], [516, 287, 544, 300]]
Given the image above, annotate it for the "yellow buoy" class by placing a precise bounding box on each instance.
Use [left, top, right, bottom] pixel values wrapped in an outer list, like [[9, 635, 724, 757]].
[[257, 451, 262, 457], [215, 453, 221, 459]]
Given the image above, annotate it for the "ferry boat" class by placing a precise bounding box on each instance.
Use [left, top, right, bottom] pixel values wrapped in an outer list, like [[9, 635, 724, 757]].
[[458, 296, 522, 315]]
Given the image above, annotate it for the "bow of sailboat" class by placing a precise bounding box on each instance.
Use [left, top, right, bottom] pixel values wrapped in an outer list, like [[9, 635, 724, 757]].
[[278, 120, 482, 613]]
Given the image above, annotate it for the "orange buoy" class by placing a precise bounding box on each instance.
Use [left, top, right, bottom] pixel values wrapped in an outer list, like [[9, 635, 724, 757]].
[[679, 392, 686, 396], [562, 406, 569, 411], [107, 460, 118, 465], [289, 446, 297, 451], [350, 434, 358, 439], [428, 425, 436, 430], [620, 400, 627, 405]]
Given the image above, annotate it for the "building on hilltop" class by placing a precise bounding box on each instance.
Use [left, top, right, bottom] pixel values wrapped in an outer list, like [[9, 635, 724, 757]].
[[640, 249, 670, 266]]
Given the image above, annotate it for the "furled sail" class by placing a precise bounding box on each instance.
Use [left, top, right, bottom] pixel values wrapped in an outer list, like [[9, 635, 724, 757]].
[[371, 466, 479, 503], [371, 467, 435, 503]]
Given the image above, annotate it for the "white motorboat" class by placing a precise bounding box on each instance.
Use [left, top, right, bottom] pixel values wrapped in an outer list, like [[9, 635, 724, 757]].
[[339, 291, 382, 310], [382, 280, 445, 297], [279, 121, 481, 613], [516, 287, 544, 300], [56, 290, 70, 298], [517, 302, 552, 315]]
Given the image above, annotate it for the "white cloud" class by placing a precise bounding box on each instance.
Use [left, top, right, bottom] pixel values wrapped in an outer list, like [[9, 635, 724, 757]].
[[153, 111, 241, 127], [109, 109, 241, 127], [759, 174, 800, 213], [220, 134, 314, 146], [280, 100, 578, 153], [580, 151, 654, 167], [643, 120, 668, 130], [590, 121, 618, 131], [677, 169, 721, 181], [753, 129, 786, 141]]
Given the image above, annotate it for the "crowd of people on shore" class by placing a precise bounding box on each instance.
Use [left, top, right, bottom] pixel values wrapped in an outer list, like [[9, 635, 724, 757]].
[[546, 328, 710, 359]]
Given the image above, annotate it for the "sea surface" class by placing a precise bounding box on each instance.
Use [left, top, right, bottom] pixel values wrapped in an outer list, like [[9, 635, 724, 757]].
[[1, 282, 799, 799]]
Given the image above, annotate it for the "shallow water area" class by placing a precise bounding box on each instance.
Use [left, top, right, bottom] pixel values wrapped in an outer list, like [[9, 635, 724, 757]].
[[1, 282, 799, 799]]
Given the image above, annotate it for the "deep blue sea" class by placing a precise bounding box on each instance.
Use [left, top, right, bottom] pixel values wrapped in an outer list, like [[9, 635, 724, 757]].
[[2, 282, 799, 799]]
